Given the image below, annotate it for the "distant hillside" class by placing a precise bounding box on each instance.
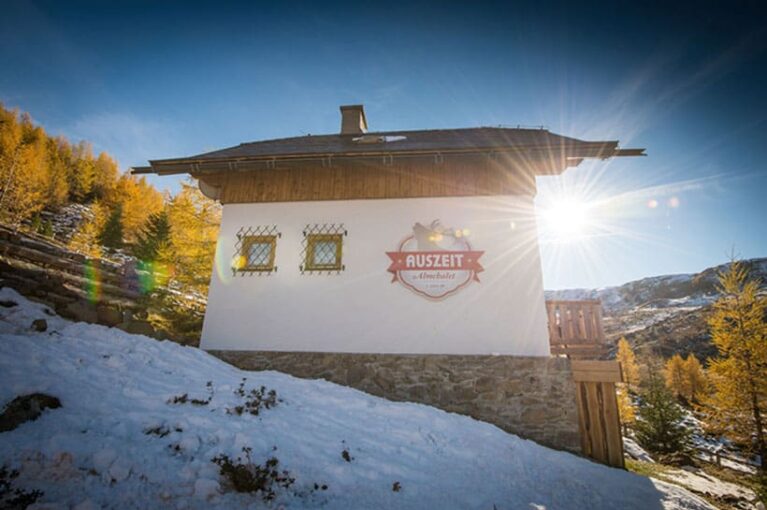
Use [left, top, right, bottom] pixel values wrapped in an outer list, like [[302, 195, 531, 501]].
[[545, 258, 767, 360]]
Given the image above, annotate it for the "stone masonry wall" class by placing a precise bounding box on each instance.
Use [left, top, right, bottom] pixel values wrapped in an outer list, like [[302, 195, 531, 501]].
[[209, 351, 581, 452]]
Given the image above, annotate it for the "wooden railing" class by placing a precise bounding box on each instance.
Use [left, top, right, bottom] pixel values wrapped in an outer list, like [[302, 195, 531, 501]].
[[546, 300, 607, 359]]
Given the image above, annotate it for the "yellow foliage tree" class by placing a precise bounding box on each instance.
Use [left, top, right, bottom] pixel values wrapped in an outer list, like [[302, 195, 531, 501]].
[[617, 383, 636, 435], [166, 180, 221, 294], [0, 108, 49, 227], [617, 337, 640, 388], [69, 201, 107, 258], [111, 174, 164, 244], [705, 261, 767, 469], [683, 354, 707, 404], [44, 137, 70, 210], [665, 354, 688, 400], [92, 151, 119, 200]]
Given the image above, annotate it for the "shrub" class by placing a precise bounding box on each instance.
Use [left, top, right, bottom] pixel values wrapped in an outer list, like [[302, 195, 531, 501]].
[[0, 466, 43, 510], [229, 379, 280, 416], [212, 447, 294, 501], [168, 381, 213, 406]]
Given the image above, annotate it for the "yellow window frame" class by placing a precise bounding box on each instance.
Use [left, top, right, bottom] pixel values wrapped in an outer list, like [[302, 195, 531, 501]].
[[304, 233, 343, 271], [238, 235, 277, 272]]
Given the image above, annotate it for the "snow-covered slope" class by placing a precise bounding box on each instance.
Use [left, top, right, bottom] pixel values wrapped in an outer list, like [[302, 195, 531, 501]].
[[0, 288, 714, 509]]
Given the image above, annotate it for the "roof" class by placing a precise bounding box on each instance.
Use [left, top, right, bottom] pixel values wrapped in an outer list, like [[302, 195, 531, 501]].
[[134, 126, 644, 175]]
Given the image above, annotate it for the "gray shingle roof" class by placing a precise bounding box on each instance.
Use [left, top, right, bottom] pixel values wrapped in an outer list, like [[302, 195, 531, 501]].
[[135, 126, 643, 174]]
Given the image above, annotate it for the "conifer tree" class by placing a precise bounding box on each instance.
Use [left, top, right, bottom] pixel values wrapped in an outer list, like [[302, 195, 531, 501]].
[[705, 260, 766, 469], [98, 205, 124, 249], [635, 364, 690, 455], [134, 210, 171, 263], [616, 337, 641, 389]]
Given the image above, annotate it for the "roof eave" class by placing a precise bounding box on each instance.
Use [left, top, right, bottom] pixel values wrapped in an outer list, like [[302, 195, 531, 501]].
[[133, 142, 644, 176]]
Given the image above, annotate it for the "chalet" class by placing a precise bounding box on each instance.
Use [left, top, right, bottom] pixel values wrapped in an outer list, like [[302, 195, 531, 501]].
[[135, 105, 643, 464]]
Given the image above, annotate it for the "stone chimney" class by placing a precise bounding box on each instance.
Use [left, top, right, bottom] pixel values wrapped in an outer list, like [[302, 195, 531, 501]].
[[340, 105, 368, 135]]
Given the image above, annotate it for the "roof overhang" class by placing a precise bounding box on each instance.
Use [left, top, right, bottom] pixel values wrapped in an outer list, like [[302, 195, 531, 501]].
[[133, 143, 645, 176]]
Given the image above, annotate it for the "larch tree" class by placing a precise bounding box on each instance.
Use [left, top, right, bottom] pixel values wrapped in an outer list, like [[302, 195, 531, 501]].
[[617, 383, 636, 435], [616, 337, 641, 389], [705, 260, 767, 469], [166, 180, 221, 295], [112, 174, 164, 244], [71, 141, 96, 201], [69, 201, 107, 258], [0, 109, 49, 227], [665, 354, 688, 401], [683, 355, 707, 404], [44, 137, 70, 210], [92, 152, 119, 200]]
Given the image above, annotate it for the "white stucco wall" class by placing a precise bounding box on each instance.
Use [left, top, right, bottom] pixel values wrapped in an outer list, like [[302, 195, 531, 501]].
[[201, 195, 551, 356]]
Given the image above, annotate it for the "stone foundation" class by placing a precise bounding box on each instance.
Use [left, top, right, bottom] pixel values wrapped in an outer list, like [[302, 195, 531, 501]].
[[210, 351, 581, 452]]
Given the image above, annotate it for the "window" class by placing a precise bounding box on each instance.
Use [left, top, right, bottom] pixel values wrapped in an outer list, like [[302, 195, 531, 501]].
[[300, 223, 347, 274], [237, 235, 277, 272], [304, 233, 343, 271]]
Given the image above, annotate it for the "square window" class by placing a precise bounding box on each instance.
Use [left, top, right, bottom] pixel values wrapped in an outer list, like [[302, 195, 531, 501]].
[[305, 234, 343, 271], [238, 235, 277, 272]]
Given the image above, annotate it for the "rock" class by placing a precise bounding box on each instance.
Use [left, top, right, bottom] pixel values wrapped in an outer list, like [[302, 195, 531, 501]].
[[0, 299, 17, 308], [31, 318, 48, 332], [0, 393, 61, 432], [97, 306, 122, 327], [194, 478, 220, 499], [117, 320, 156, 337], [64, 302, 98, 323]]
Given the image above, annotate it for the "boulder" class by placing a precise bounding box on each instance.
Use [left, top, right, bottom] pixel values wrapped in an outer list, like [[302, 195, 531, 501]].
[[64, 302, 98, 323], [96, 306, 122, 327], [0, 393, 61, 432], [31, 319, 48, 332]]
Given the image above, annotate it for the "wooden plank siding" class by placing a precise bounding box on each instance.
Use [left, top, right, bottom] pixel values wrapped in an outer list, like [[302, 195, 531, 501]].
[[196, 157, 537, 204], [546, 300, 608, 359], [571, 360, 625, 468]]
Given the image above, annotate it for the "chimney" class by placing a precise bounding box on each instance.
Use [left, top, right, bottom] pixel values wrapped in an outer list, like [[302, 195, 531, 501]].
[[340, 105, 368, 135]]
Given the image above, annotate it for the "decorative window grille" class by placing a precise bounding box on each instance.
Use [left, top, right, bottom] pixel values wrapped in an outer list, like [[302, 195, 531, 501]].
[[232, 226, 280, 276], [301, 224, 347, 274]]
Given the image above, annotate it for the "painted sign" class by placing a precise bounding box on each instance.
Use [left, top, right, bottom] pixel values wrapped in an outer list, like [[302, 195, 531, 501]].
[[386, 220, 485, 299]]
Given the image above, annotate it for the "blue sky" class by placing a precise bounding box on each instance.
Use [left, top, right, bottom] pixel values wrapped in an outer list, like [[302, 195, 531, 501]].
[[1, 0, 766, 289]]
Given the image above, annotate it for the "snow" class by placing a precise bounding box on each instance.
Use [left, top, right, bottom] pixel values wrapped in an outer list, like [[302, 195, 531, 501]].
[[663, 468, 757, 504], [623, 437, 655, 463], [0, 287, 716, 509]]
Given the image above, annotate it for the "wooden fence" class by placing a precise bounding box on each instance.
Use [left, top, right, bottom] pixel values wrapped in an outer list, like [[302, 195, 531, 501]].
[[546, 300, 608, 359], [571, 360, 624, 468]]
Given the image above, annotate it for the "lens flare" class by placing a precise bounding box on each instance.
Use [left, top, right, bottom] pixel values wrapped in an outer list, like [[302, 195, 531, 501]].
[[215, 235, 235, 285], [84, 260, 101, 303]]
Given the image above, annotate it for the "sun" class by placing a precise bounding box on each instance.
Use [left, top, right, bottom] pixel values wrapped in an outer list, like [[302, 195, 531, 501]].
[[539, 197, 593, 243]]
